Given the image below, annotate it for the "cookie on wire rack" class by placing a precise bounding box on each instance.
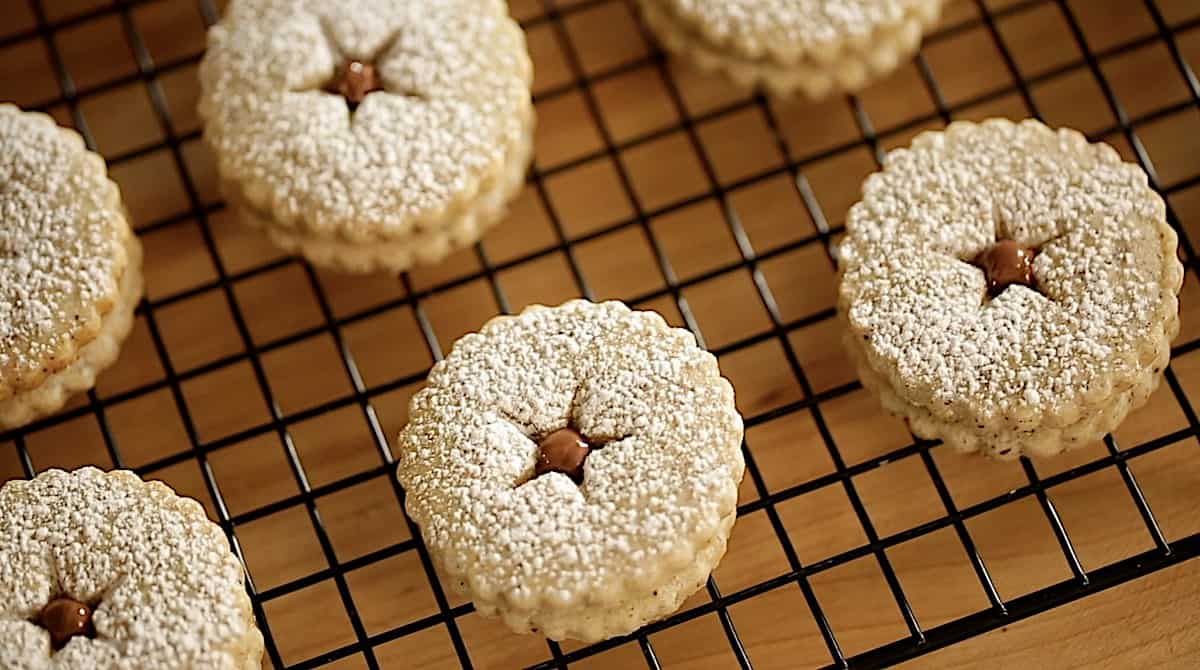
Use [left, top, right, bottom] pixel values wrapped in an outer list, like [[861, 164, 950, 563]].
[[633, 0, 945, 98], [838, 119, 1183, 459], [198, 0, 534, 274], [396, 300, 745, 642], [0, 105, 144, 431], [0, 467, 264, 668]]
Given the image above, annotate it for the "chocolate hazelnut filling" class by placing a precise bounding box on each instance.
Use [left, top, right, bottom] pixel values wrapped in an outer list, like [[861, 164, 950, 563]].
[[972, 239, 1038, 298], [535, 428, 593, 484], [326, 60, 384, 110], [38, 597, 95, 651]]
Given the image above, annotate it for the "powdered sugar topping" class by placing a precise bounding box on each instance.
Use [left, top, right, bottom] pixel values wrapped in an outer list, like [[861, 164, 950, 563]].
[[839, 119, 1179, 420], [198, 0, 532, 239], [654, 0, 938, 55], [0, 106, 126, 398], [397, 301, 744, 604], [0, 468, 257, 669]]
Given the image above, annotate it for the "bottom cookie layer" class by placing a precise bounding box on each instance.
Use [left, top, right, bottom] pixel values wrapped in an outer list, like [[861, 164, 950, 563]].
[[844, 327, 1171, 458], [458, 512, 735, 643], [0, 236, 144, 430], [635, 0, 937, 98], [228, 113, 535, 274]]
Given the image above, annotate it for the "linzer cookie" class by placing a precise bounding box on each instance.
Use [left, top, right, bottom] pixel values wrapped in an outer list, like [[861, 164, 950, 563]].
[[838, 119, 1183, 459], [0, 468, 263, 668], [0, 105, 143, 431], [633, 0, 945, 98], [397, 300, 745, 642], [198, 0, 534, 273]]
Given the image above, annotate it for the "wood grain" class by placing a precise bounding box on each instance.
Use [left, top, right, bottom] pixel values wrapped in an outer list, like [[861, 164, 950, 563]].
[[901, 560, 1200, 670], [1, 0, 1199, 668]]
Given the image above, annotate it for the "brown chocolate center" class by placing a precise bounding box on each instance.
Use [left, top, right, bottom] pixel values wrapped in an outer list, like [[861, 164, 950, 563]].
[[327, 61, 384, 110], [535, 428, 592, 484], [38, 598, 95, 650], [972, 239, 1038, 298]]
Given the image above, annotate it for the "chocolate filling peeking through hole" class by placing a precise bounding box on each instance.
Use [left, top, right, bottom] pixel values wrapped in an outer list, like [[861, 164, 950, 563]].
[[325, 60, 384, 110], [971, 239, 1039, 298], [37, 597, 96, 651], [534, 428, 596, 485]]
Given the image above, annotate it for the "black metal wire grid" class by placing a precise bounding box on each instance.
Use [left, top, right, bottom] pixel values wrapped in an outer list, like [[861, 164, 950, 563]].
[[1, 0, 1199, 667]]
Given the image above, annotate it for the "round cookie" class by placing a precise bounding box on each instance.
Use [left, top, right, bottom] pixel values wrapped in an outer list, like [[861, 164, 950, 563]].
[[0, 105, 144, 431], [633, 0, 945, 98], [198, 0, 534, 273], [0, 468, 263, 668], [838, 119, 1183, 459], [396, 300, 745, 642]]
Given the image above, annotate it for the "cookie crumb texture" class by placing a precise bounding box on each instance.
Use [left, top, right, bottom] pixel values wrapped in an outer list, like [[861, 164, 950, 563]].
[[838, 119, 1184, 458], [198, 0, 534, 273], [0, 105, 142, 429], [634, 0, 944, 98], [0, 468, 264, 669], [396, 301, 745, 642]]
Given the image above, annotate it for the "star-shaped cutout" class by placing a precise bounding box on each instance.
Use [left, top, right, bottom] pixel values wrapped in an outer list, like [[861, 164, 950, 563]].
[[971, 239, 1039, 298], [325, 60, 384, 112]]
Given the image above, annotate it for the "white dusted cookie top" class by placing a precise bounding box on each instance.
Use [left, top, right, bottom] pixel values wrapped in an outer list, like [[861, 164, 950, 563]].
[[652, 0, 942, 61], [397, 301, 744, 610], [839, 119, 1183, 423], [0, 468, 262, 669], [198, 0, 532, 241], [0, 106, 131, 403]]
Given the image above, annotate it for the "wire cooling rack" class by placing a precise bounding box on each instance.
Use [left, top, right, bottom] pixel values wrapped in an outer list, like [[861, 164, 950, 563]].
[[2, 0, 1200, 668]]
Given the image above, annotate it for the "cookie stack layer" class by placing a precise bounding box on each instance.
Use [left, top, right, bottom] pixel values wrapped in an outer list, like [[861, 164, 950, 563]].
[[0, 105, 143, 431], [634, 0, 944, 98], [397, 301, 745, 642], [838, 119, 1183, 458], [0, 468, 263, 668], [199, 0, 533, 273]]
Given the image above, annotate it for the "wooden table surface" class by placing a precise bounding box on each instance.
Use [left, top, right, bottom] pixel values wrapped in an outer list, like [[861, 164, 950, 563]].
[[2, 0, 1199, 668], [905, 559, 1200, 669]]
